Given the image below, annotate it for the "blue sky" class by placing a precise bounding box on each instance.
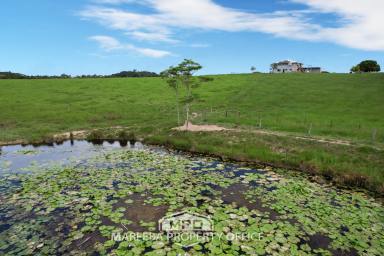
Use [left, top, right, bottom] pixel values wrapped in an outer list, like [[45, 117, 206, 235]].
[[1, 0, 383, 75]]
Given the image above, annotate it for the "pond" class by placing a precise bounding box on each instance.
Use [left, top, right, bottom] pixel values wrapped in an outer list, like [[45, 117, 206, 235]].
[[0, 140, 383, 255]]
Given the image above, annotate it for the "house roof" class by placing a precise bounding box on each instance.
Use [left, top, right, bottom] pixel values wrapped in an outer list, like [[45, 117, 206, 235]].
[[272, 60, 303, 65]]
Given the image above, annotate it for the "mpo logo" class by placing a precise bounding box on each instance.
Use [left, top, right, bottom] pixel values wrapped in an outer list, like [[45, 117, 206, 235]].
[[159, 211, 213, 233]]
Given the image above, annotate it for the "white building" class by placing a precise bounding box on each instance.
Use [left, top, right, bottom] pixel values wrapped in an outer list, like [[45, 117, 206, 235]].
[[270, 60, 322, 73], [270, 60, 303, 73]]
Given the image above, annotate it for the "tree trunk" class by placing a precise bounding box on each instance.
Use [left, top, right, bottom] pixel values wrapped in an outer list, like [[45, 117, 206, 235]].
[[175, 88, 180, 125], [186, 84, 191, 130], [186, 103, 190, 129]]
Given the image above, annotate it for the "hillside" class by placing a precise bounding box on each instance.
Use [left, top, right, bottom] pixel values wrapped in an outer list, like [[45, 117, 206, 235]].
[[1, 73, 382, 142], [1, 73, 384, 192]]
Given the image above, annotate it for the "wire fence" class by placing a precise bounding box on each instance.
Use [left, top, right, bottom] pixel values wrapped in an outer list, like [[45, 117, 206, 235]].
[[0, 103, 381, 146], [183, 106, 383, 144]]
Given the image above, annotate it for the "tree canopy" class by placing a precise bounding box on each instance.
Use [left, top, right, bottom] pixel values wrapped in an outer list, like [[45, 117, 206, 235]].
[[351, 60, 381, 73], [109, 70, 158, 78], [161, 59, 212, 127]]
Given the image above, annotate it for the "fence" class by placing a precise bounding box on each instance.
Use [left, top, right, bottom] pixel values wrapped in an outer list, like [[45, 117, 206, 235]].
[[182, 106, 383, 144]]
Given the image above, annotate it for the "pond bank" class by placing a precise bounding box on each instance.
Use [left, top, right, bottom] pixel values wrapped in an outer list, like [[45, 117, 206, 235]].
[[1, 126, 383, 196]]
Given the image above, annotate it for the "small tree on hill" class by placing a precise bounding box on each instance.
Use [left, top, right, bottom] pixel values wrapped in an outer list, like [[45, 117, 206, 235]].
[[178, 59, 202, 129], [160, 66, 181, 125], [251, 66, 256, 73], [162, 59, 211, 129]]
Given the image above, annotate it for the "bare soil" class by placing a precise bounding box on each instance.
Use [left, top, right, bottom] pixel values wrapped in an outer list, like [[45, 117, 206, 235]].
[[172, 122, 228, 132]]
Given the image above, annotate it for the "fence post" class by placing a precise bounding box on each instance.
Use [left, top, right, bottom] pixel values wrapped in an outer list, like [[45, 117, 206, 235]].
[[225, 110, 228, 118], [259, 116, 262, 128], [372, 128, 377, 143], [308, 123, 313, 136]]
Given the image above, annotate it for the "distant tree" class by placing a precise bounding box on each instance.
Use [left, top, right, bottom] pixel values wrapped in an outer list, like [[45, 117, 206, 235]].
[[110, 70, 158, 78], [250, 66, 256, 73], [60, 74, 71, 79], [0, 71, 27, 79], [270, 63, 278, 73], [1, 70, 159, 79], [359, 60, 381, 72], [350, 65, 360, 73], [351, 60, 381, 73]]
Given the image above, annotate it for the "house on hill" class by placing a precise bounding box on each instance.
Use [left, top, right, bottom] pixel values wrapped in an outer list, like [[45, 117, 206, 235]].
[[270, 60, 303, 73], [270, 60, 321, 73]]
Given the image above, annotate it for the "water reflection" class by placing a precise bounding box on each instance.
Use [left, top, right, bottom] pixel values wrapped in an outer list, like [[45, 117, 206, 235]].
[[0, 140, 144, 174]]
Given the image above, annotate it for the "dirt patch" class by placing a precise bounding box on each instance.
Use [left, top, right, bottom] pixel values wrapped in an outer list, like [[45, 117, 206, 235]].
[[171, 122, 362, 148], [53, 130, 88, 141], [172, 122, 227, 132], [0, 140, 24, 147]]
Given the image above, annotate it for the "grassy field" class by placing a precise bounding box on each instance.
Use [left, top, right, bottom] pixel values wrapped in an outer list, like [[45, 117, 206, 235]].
[[0, 73, 384, 192]]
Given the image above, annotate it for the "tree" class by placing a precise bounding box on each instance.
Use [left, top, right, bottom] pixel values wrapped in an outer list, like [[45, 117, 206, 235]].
[[177, 59, 202, 129], [60, 74, 71, 79], [162, 59, 210, 129], [359, 60, 380, 72], [110, 70, 158, 78], [350, 65, 360, 73], [250, 66, 256, 73], [351, 60, 381, 73], [160, 66, 182, 125]]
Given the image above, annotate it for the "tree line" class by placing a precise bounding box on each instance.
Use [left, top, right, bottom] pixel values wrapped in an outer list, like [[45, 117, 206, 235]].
[[0, 70, 159, 79]]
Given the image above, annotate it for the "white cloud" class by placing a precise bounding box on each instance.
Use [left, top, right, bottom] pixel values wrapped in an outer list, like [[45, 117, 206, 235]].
[[190, 43, 210, 48], [132, 46, 171, 58], [127, 31, 178, 43], [81, 0, 384, 51], [89, 35, 172, 58], [89, 35, 123, 51], [290, 0, 384, 51]]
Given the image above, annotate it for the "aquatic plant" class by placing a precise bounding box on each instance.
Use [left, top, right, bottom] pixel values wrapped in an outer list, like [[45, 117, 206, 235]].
[[0, 148, 383, 255]]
